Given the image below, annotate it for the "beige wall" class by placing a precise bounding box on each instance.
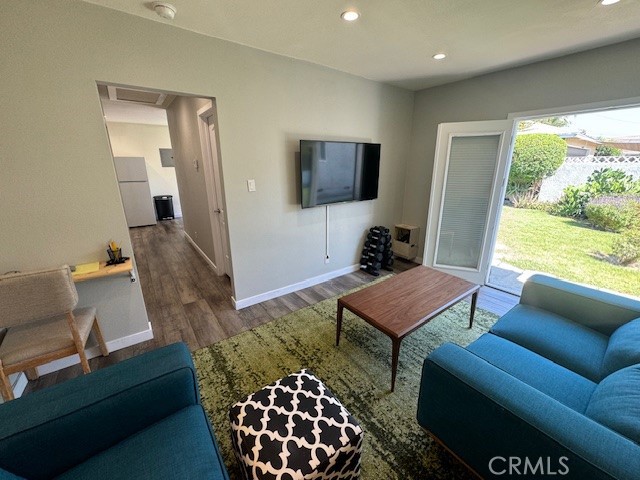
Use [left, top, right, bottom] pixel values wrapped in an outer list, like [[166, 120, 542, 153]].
[[404, 38, 640, 255], [106, 122, 182, 217], [165, 96, 216, 262], [0, 0, 414, 338], [3, 2, 639, 353]]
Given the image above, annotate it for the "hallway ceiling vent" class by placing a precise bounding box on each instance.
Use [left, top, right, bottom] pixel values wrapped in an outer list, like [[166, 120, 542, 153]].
[[107, 86, 167, 106]]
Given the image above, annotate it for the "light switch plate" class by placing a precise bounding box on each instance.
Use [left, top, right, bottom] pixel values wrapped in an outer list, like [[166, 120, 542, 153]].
[[247, 179, 256, 192]]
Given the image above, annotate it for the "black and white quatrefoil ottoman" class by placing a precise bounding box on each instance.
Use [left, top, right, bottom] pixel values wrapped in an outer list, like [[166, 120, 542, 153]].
[[229, 369, 363, 480]]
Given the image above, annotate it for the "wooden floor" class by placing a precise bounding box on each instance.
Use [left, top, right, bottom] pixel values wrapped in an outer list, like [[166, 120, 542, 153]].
[[24, 219, 517, 395]]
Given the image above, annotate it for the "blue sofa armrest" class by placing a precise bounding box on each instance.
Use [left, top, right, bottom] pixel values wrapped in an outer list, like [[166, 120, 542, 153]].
[[520, 274, 640, 335], [418, 343, 640, 480], [0, 343, 201, 479]]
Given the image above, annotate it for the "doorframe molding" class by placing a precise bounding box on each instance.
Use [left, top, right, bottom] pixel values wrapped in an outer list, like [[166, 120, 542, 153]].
[[507, 96, 640, 120]]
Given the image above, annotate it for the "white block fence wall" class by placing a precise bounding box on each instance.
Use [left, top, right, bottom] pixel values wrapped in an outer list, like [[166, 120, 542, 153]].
[[538, 156, 640, 202]]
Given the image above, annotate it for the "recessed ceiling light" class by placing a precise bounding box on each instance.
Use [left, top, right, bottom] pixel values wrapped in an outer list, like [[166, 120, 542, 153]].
[[433, 53, 447, 60], [341, 10, 360, 22], [600, 0, 620, 5]]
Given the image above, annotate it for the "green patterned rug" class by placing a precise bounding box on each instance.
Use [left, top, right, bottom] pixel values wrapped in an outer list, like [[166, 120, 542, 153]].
[[193, 279, 499, 479]]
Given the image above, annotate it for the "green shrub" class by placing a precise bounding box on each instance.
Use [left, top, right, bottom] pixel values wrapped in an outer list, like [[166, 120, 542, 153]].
[[587, 168, 638, 195], [555, 168, 640, 218], [554, 185, 593, 217], [585, 196, 640, 232], [594, 145, 622, 156], [509, 194, 554, 212], [509, 190, 539, 209], [508, 134, 567, 193], [612, 226, 640, 265]]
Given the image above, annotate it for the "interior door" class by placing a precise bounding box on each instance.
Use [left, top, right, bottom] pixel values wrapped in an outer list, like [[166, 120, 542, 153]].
[[207, 119, 232, 275], [423, 120, 515, 284]]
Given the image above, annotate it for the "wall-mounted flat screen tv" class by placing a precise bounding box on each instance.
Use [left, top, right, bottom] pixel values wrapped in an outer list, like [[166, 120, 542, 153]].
[[300, 140, 381, 209]]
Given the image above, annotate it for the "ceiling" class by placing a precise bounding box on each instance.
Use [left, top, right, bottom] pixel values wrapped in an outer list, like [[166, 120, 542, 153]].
[[83, 0, 640, 91]]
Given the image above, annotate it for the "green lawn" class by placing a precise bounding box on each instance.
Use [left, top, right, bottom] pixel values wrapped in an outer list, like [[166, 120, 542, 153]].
[[496, 206, 639, 297]]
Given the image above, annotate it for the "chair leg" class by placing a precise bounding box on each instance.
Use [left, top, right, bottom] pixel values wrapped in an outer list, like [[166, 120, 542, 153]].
[[66, 312, 91, 374], [0, 362, 15, 402], [92, 316, 109, 357], [25, 368, 40, 381]]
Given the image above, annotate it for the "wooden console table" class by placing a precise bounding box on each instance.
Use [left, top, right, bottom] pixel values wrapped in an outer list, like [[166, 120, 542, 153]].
[[72, 259, 134, 283]]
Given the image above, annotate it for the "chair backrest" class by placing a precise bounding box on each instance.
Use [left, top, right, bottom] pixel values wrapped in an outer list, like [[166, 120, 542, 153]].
[[0, 266, 78, 329]]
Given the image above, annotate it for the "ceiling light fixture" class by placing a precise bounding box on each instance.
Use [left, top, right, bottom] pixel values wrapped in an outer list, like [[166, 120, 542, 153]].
[[153, 2, 177, 20], [433, 53, 447, 60], [341, 10, 360, 22], [600, 0, 620, 4]]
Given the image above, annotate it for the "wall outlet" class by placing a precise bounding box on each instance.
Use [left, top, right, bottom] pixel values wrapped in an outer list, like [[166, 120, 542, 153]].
[[324, 256, 330, 264]]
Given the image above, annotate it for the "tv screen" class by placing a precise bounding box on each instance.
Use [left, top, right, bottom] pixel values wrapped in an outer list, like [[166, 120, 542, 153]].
[[300, 140, 380, 209]]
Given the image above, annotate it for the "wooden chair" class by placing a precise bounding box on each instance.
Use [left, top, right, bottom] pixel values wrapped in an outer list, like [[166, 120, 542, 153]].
[[0, 265, 109, 401]]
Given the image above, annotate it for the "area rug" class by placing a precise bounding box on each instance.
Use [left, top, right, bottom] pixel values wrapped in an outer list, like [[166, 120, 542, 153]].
[[193, 280, 499, 479]]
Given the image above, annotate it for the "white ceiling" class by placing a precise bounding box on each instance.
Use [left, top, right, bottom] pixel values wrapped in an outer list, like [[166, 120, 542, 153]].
[[84, 0, 640, 91]]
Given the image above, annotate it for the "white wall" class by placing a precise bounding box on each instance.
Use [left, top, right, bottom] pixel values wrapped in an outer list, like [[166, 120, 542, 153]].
[[106, 122, 183, 217], [404, 38, 640, 254], [0, 0, 414, 338], [165, 96, 216, 262]]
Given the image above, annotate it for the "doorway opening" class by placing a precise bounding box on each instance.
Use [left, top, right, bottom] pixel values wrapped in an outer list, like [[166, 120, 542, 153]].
[[488, 107, 640, 297], [97, 83, 234, 295], [423, 102, 640, 301]]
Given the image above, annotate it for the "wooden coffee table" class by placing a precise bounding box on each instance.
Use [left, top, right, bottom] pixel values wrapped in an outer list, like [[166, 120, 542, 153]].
[[336, 266, 479, 391]]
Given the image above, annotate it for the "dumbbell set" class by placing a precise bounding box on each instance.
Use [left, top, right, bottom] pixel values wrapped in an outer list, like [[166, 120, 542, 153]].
[[360, 226, 394, 276]]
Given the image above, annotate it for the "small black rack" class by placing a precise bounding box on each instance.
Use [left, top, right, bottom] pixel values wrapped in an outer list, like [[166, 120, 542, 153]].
[[359, 225, 394, 276]]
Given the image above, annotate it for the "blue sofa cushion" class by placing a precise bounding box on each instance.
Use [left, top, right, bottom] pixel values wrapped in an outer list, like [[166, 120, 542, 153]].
[[601, 318, 640, 378], [519, 274, 640, 335], [490, 304, 608, 382], [55, 405, 228, 480], [467, 333, 597, 413], [0, 343, 202, 479], [586, 364, 640, 445], [419, 343, 640, 480], [0, 469, 24, 480]]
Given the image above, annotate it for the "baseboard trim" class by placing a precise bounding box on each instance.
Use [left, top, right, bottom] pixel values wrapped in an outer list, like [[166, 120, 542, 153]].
[[35, 323, 154, 377], [184, 232, 216, 271], [233, 263, 361, 310]]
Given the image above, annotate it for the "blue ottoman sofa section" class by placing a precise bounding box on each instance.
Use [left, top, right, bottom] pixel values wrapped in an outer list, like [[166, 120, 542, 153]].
[[0, 342, 229, 480], [418, 274, 640, 480]]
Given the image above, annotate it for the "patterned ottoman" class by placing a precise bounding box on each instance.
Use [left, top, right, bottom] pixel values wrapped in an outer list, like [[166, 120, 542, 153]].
[[229, 369, 363, 480]]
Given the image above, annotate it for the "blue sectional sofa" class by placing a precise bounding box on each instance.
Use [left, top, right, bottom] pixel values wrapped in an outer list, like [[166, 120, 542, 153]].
[[418, 274, 640, 480], [0, 343, 229, 480]]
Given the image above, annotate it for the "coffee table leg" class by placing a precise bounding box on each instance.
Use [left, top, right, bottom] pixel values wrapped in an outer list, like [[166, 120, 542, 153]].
[[336, 302, 344, 346], [468, 291, 478, 329], [391, 338, 401, 392]]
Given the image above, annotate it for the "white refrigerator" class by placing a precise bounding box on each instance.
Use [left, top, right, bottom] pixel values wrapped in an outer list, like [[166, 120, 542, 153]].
[[114, 157, 157, 227]]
